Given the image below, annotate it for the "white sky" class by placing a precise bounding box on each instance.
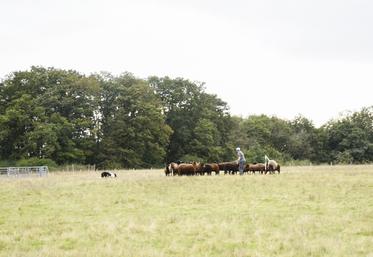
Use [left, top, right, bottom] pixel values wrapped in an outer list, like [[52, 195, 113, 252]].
[[1, 0, 372, 127]]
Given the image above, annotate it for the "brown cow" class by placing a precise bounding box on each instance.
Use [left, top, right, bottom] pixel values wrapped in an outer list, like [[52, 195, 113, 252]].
[[246, 163, 266, 174], [178, 162, 203, 176], [203, 163, 220, 175], [177, 163, 194, 176]]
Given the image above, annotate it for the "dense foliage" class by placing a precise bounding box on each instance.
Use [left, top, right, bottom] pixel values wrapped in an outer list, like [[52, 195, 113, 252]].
[[0, 67, 372, 168]]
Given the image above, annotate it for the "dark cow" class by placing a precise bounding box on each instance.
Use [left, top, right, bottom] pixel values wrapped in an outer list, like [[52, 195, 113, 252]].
[[203, 163, 220, 175], [246, 163, 266, 174], [165, 165, 171, 176], [101, 171, 117, 178], [194, 162, 205, 176], [218, 162, 239, 175]]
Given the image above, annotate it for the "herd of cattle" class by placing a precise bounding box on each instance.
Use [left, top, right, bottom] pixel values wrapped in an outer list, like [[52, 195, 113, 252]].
[[165, 160, 280, 176]]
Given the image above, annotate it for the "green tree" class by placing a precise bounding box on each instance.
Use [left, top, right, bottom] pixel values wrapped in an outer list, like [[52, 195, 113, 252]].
[[239, 115, 292, 162], [0, 67, 100, 164], [288, 115, 325, 162], [149, 76, 233, 162], [1, 67, 371, 168], [96, 73, 172, 168], [324, 107, 373, 163]]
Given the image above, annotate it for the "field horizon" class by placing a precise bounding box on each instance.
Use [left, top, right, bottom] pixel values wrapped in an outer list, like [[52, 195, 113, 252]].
[[0, 165, 372, 257]]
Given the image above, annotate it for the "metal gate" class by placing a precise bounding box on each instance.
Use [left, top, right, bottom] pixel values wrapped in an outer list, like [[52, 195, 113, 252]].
[[0, 166, 48, 177]]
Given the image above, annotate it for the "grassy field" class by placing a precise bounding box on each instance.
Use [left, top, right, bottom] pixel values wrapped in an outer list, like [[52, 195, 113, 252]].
[[0, 165, 372, 257]]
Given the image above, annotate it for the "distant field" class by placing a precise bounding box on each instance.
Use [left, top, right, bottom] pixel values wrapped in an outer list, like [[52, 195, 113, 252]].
[[0, 165, 372, 257]]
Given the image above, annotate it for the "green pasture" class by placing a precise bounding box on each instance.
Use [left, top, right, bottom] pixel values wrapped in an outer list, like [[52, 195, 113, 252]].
[[0, 165, 372, 257]]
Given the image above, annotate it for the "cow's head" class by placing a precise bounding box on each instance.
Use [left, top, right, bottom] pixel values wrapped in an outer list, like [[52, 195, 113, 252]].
[[192, 162, 204, 172]]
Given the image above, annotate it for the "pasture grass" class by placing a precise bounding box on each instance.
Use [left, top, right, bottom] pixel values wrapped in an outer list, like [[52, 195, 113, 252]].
[[0, 165, 372, 257]]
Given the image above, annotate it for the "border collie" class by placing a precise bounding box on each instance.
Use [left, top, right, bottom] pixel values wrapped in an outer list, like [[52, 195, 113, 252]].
[[101, 171, 117, 178]]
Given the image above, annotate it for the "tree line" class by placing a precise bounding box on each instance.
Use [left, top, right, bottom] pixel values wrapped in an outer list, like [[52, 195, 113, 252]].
[[0, 66, 372, 168]]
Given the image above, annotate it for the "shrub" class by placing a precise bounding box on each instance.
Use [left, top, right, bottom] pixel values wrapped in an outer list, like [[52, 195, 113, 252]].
[[0, 160, 17, 167], [336, 151, 353, 164], [16, 158, 58, 169]]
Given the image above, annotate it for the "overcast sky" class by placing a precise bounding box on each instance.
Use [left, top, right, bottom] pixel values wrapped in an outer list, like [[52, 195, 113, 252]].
[[1, 0, 372, 126]]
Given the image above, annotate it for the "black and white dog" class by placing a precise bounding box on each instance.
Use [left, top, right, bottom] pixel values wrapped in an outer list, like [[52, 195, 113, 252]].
[[101, 171, 117, 178]]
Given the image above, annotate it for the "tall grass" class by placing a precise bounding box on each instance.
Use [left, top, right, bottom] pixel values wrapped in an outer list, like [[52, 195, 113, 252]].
[[0, 166, 372, 257]]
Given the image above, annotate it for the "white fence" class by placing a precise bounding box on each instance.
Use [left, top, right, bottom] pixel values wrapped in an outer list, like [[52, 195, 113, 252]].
[[0, 166, 48, 177]]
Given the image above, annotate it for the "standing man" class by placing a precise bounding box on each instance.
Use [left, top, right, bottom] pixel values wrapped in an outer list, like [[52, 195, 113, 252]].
[[236, 147, 246, 176]]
